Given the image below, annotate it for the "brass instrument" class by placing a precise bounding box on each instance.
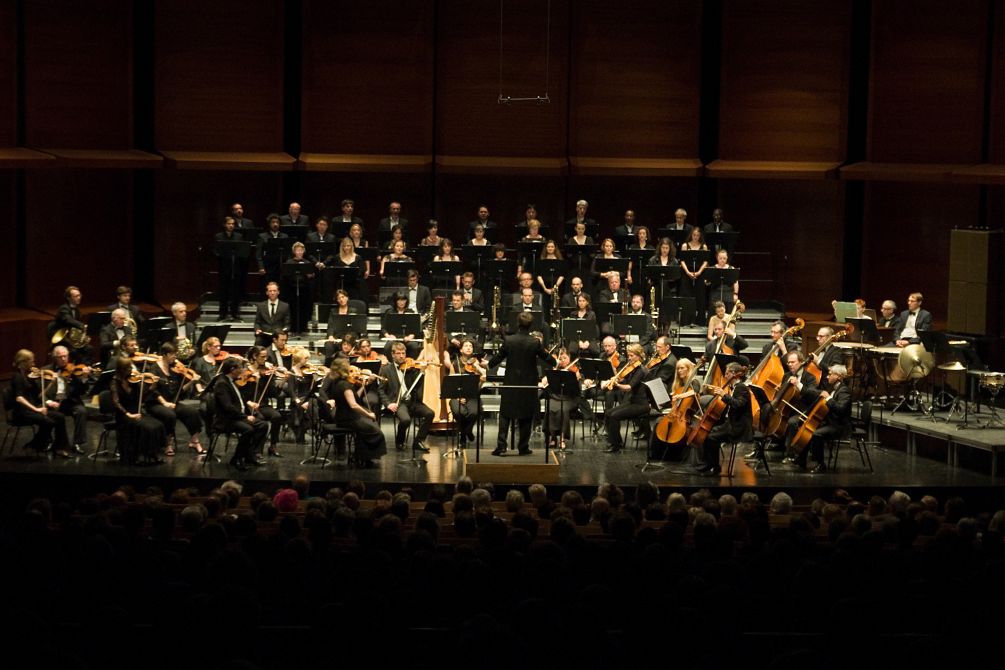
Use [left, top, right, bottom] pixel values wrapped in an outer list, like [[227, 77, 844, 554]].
[[650, 285, 659, 333], [125, 315, 138, 337], [51, 327, 90, 349], [490, 286, 502, 342], [176, 337, 195, 360], [549, 289, 561, 339]]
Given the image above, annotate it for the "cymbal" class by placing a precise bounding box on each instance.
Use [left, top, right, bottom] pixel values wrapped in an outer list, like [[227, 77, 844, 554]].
[[898, 344, 934, 379], [937, 362, 966, 371]]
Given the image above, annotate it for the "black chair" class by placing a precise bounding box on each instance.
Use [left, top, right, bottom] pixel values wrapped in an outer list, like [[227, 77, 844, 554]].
[[87, 390, 118, 460], [725, 432, 771, 478], [317, 422, 355, 467], [2, 386, 38, 454], [829, 400, 875, 473]]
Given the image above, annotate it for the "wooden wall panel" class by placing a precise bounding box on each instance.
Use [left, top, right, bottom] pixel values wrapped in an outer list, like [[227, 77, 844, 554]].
[[716, 180, 845, 312], [0, 173, 15, 307], [24, 0, 132, 149], [155, 0, 284, 151], [861, 183, 980, 317], [301, 0, 434, 155], [24, 171, 133, 309], [988, 0, 1005, 162], [153, 171, 285, 303], [569, 0, 701, 159], [869, 0, 986, 163], [719, 0, 850, 162], [0, 0, 15, 147], [436, 0, 569, 157]]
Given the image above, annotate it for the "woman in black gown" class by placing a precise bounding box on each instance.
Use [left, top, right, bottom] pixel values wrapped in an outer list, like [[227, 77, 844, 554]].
[[10, 349, 71, 455], [320, 358, 386, 468], [332, 237, 367, 303], [110, 356, 166, 464]]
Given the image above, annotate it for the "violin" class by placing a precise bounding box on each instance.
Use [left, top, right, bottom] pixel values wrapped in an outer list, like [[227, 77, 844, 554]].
[[347, 366, 387, 386], [399, 357, 439, 371], [128, 371, 158, 385], [171, 360, 200, 382], [602, 359, 641, 391], [131, 353, 159, 364], [608, 352, 620, 370], [235, 369, 259, 387], [28, 367, 57, 380], [646, 352, 668, 369], [59, 363, 97, 379]]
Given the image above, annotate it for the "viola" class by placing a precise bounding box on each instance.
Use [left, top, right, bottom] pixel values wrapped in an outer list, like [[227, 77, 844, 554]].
[[646, 352, 669, 369], [131, 353, 159, 364], [235, 369, 259, 387], [171, 360, 200, 382]]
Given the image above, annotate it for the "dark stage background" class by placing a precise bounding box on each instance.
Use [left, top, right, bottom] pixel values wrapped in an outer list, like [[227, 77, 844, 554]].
[[2, 0, 1004, 355]]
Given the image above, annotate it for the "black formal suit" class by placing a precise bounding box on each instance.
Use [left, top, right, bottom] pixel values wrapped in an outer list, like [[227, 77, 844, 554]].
[[806, 380, 852, 468], [214, 230, 246, 320], [704, 334, 749, 359], [171, 320, 197, 346], [879, 313, 902, 331], [703, 221, 734, 234], [814, 344, 844, 378], [332, 216, 364, 238], [253, 300, 291, 345], [256, 231, 289, 280], [487, 330, 554, 454], [460, 287, 484, 312], [232, 216, 254, 229], [377, 361, 433, 448], [643, 352, 677, 388], [379, 216, 408, 234], [597, 287, 630, 309], [280, 214, 309, 227], [702, 380, 753, 472], [561, 291, 586, 309], [614, 224, 637, 238], [212, 375, 268, 466], [99, 323, 135, 365], [306, 231, 338, 266], [405, 283, 432, 315], [894, 308, 933, 344], [760, 338, 799, 359]]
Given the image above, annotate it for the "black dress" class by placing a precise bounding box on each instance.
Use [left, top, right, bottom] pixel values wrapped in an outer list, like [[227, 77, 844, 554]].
[[282, 258, 315, 334], [332, 254, 367, 303], [322, 377, 387, 462], [110, 377, 166, 464], [286, 372, 318, 444], [10, 371, 69, 452]]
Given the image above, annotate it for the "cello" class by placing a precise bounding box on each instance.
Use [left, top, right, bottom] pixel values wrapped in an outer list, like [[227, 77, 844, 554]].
[[786, 392, 830, 455], [653, 362, 701, 446], [749, 318, 805, 428]]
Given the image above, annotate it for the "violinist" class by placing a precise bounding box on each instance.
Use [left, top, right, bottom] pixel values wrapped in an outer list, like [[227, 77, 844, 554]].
[[44, 345, 92, 454], [644, 336, 677, 387], [377, 341, 434, 453], [780, 351, 822, 464], [333, 333, 358, 362], [11, 349, 71, 456], [581, 336, 619, 410], [787, 364, 851, 473], [266, 330, 292, 369], [696, 361, 752, 476], [603, 344, 650, 453], [320, 359, 387, 469], [542, 347, 580, 451], [152, 342, 204, 454], [354, 337, 386, 365], [445, 338, 485, 448], [285, 348, 318, 445], [242, 346, 284, 457], [191, 337, 224, 386], [214, 357, 269, 471], [110, 356, 166, 465]]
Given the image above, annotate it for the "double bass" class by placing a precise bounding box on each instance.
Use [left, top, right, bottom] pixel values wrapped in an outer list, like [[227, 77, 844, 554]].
[[748, 318, 805, 428]]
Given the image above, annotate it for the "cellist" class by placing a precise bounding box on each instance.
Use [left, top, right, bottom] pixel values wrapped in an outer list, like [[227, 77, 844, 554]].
[[697, 361, 752, 477], [786, 364, 852, 473], [779, 351, 821, 464]]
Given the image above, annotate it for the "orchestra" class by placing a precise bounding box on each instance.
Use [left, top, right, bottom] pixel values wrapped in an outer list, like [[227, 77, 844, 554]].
[[16, 197, 961, 478]]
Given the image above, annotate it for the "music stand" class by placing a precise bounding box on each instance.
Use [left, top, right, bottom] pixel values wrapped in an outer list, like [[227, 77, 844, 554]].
[[563, 243, 596, 279], [440, 374, 481, 458], [429, 260, 463, 292], [594, 302, 621, 333], [196, 324, 231, 350], [86, 311, 112, 336], [327, 266, 362, 296], [544, 369, 580, 456], [517, 241, 544, 274], [506, 310, 544, 334], [214, 239, 251, 290], [281, 262, 313, 333], [535, 259, 567, 288], [262, 237, 291, 272], [561, 318, 599, 344], [327, 314, 367, 338], [663, 296, 697, 336], [384, 313, 422, 340], [382, 260, 417, 286], [637, 378, 674, 472], [279, 225, 308, 241], [657, 228, 690, 248], [613, 234, 635, 252], [611, 314, 650, 345], [847, 316, 879, 344], [646, 264, 682, 304], [445, 311, 482, 337], [462, 244, 495, 280], [705, 231, 739, 254], [306, 241, 336, 266], [484, 259, 517, 289], [592, 257, 630, 280], [704, 267, 740, 306], [625, 249, 652, 286], [580, 358, 616, 383], [356, 246, 380, 266], [670, 345, 694, 363], [677, 249, 712, 275]]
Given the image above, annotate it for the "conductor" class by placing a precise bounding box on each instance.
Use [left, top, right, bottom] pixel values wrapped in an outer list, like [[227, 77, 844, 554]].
[[487, 311, 554, 456]]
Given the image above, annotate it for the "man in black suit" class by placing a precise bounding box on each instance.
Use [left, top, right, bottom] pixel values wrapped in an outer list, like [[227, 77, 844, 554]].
[[404, 270, 432, 315], [230, 202, 254, 229], [488, 311, 554, 456], [280, 202, 309, 227], [781, 350, 822, 464], [810, 326, 844, 376], [878, 299, 902, 330], [459, 272, 483, 312], [50, 285, 91, 362], [893, 292, 933, 347], [798, 364, 852, 473], [107, 285, 143, 326], [214, 217, 245, 321], [560, 276, 586, 308], [704, 321, 749, 360], [468, 204, 497, 241], [597, 273, 630, 306], [332, 199, 364, 238], [565, 199, 596, 228], [99, 308, 134, 364], [643, 336, 677, 387], [213, 358, 269, 470], [169, 302, 197, 359], [306, 216, 337, 244], [257, 214, 288, 284], [378, 342, 434, 452], [699, 362, 753, 476], [760, 320, 797, 359], [378, 201, 408, 244], [44, 344, 92, 454], [253, 282, 290, 346], [703, 209, 733, 234], [667, 208, 692, 234], [614, 209, 638, 238]]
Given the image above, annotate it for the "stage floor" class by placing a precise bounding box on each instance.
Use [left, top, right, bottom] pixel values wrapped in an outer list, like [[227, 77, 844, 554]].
[[2, 406, 1002, 493]]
